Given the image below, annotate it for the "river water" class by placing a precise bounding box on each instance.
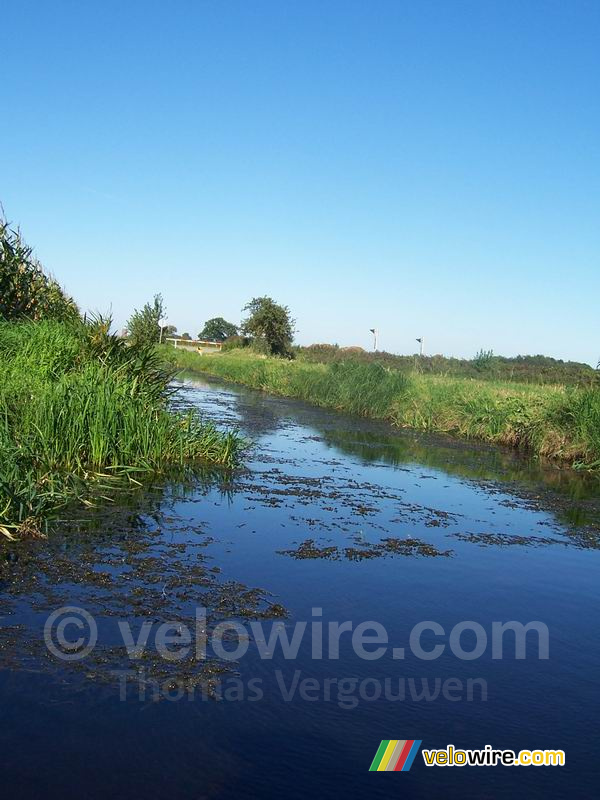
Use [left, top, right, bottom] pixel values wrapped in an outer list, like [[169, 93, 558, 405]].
[[1, 375, 599, 799]]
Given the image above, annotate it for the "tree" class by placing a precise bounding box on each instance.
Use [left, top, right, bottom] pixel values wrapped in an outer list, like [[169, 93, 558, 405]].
[[241, 296, 295, 356], [180, 332, 191, 341], [127, 294, 165, 348], [199, 317, 238, 341]]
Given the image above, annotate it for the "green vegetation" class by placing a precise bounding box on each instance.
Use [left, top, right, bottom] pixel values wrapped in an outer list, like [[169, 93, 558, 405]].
[[0, 319, 243, 539], [199, 317, 238, 341], [0, 220, 241, 540], [0, 217, 78, 322], [241, 296, 295, 356], [295, 343, 596, 386], [222, 334, 250, 352], [126, 293, 165, 348], [164, 348, 600, 470]]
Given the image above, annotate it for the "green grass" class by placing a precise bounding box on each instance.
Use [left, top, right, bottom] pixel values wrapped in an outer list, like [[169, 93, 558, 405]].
[[0, 320, 243, 538], [164, 347, 600, 470]]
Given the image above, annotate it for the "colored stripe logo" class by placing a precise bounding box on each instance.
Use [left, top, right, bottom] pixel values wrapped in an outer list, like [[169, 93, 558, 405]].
[[369, 740, 422, 772]]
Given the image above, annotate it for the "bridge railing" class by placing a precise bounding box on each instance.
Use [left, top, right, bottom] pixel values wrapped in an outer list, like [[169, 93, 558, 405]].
[[165, 338, 223, 351]]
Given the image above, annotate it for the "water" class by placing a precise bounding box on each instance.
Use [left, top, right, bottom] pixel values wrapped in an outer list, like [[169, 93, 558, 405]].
[[1, 376, 599, 799]]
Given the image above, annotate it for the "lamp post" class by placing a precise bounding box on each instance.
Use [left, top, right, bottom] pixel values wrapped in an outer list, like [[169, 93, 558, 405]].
[[158, 317, 168, 345], [369, 328, 378, 351]]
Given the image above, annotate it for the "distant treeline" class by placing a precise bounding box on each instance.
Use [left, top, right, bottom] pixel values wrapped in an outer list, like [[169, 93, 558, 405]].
[[294, 344, 596, 386]]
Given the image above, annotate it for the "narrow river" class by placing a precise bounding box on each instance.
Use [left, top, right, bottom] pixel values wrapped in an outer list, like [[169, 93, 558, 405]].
[[1, 375, 599, 799]]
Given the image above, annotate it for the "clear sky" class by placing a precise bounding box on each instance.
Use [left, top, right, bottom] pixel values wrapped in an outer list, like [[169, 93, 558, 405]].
[[2, 1, 599, 363]]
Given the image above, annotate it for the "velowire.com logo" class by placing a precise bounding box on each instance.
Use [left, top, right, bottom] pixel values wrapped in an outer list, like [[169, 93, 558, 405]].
[[369, 740, 422, 772]]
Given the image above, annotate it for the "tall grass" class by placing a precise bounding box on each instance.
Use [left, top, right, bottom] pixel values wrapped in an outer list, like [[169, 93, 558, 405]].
[[0, 320, 243, 537], [165, 347, 409, 417], [165, 348, 600, 469]]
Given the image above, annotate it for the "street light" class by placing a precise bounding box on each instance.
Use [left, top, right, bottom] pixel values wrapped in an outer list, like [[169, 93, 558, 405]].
[[158, 317, 168, 344]]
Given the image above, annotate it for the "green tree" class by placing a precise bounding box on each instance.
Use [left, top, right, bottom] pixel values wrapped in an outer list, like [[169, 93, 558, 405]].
[[127, 294, 165, 348], [0, 217, 79, 322], [241, 296, 295, 356], [199, 317, 238, 341]]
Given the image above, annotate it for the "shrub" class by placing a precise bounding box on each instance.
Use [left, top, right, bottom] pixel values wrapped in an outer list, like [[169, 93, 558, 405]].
[[222, 334, 249, 352]]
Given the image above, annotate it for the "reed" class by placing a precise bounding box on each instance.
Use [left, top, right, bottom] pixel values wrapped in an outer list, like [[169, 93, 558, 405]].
[[0, 320, 243, 538]]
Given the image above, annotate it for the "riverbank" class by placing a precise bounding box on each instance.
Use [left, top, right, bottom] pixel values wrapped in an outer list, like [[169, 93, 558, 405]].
[[0, 321, 242, 538], [163, 347, 600, 470]]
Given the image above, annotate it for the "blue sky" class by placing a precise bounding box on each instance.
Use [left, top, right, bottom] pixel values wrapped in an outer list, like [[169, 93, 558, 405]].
[[2, 1, 599, 362]]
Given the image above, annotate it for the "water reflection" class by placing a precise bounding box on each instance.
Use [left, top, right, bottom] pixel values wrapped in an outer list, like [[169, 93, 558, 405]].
[[177, 371, 285, 439], [319, 428, 600, 498], [180, 374, 600, 533]]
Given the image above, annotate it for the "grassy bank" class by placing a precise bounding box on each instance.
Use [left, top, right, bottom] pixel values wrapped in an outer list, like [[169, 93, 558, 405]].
[[1, 321, 242, 538], [164, 348, 600, 470]]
